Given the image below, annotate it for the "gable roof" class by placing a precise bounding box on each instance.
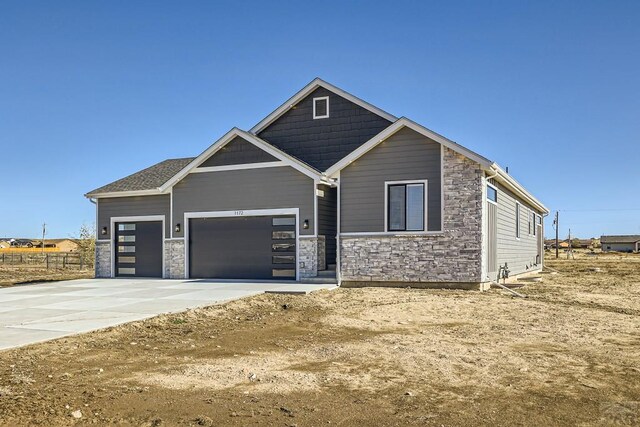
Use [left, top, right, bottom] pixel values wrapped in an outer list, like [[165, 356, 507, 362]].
[[85, 157, 194, 198], [158, 128, 324, 192], [249, 78, 397, 134], [324, 117, 549, 214], [600, 235, 640, 243]]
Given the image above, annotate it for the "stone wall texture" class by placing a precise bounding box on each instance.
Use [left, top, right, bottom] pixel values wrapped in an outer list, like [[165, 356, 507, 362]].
[[165, 239, 185, 279], [95, 241, 111, 278], [299, 237, 318, 278], [317, 235, 326, 272], [340, 147, 483, 284]]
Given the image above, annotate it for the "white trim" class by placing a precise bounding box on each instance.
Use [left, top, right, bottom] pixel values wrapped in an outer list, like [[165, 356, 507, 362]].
[[160, 128, 322, 191], [191, 161, 286, 174], [490, 164, 549, 214], [314, 180, 319, 238], [169, 187, 174, 239], [312, 96, 330, 119], [109, 215, 166, 279], [325, 117, 493, 177], [440, 144, 445, 232], [384, 180, 429, 233], [250, 78, 397, 134], [336, 171, 341, 285], [183, 208, 300, 281], [340, 231, 444, 237], [87, 189, 162, 199]]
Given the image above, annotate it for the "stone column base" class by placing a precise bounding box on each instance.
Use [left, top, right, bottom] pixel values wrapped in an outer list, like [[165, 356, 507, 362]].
[[95, 240, 111, 278], [299, 237, 318, 278], [164, 239, 185, 279]]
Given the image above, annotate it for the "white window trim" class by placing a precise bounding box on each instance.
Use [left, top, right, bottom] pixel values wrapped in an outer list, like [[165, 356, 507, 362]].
[[313, 96, 330, 119], [384, 180, 429, 233], [487, 182, 498, 206], [183, 208, 300, 281], [515, 202, 521, 240], [109, 215, 166, 279]]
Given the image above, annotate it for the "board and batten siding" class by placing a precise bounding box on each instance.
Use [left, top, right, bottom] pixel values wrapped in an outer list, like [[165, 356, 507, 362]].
[[172, 166, 316, 237], [97, 195, 170, 239], [340, 127, 442, 233], [493, 180, 543, 276]]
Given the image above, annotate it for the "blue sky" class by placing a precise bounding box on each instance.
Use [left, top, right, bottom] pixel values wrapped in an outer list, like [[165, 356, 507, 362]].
[[1, 1, 638, 239]]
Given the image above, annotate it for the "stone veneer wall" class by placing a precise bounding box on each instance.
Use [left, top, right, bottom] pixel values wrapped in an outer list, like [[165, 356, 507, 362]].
[[165, 239, 185, 279], [95, 240, 111, 278], [340, 147, 483, 284], [299, 237, 318, 278], [317, 235, 326, 272]]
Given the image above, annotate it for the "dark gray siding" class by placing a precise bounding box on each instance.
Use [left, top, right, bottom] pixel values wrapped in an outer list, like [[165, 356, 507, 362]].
[[97, 195, 170, 239], [173, 166, 315, 237], [317, 184, 337, 265], [200, 136, 278, 167], [493, 180, 544, 275], [258, 87, 393, 171], [340, 127, 442, 233]]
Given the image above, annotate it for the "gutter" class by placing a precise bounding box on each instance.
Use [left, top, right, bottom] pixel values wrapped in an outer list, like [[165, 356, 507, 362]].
[[487, 164, 549, 214]]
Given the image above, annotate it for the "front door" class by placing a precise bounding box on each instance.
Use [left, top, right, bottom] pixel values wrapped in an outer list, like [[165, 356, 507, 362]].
[[115, 221, 163, 277]]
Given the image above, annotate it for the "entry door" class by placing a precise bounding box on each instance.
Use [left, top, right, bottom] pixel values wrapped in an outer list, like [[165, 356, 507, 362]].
[[189, 215, 296, 280], [487, 201, 498, 280], [115, 221, 163, 277]]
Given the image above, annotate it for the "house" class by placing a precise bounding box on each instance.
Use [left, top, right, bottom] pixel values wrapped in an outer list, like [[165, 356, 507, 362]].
[[0, 241, 10, 249], [86, 78, 548, 288], [600, 235, 640, 253], [31, 239, 79, 252]]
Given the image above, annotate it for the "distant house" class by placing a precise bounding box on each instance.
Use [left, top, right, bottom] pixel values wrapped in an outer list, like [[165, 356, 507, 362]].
[[31, 239, 79, 252], [0, 241, 10, 249], [600, 235, 640, 253]]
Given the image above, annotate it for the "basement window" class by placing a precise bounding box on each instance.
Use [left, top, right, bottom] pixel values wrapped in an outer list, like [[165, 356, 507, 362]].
[[386, 181, 426, 232], [313, 96, 329, 119]]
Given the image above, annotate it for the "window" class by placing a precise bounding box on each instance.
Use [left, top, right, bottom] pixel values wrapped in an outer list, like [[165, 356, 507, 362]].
[[533, 214, 537, 235], [272, 230, 295, 239], [272, 217, 295, 226], [387, 182, 426, 232], [528, 211, 532, 235], [487, 184, 497, 203], [118, 224, 135, 231], [313, 96, 329, 119], [515, 203, 521, 238]]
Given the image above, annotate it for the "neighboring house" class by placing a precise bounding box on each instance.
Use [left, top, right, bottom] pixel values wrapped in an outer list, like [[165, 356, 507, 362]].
[[86, 78, 548, 288], [0, 241, 10, 249], [600, 235, 640, 253], [31, 239, 79, 252]]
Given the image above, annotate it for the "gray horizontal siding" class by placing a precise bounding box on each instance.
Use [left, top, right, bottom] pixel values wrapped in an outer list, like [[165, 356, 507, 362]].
[[494, 181, 543, 275], [200, 136, 278, 167], [173, 166, 315, 237], [603, 242, 637, 252], [258, 87, 392, 171], [340, 127, 442, 233], [97, 195, 170, 239]]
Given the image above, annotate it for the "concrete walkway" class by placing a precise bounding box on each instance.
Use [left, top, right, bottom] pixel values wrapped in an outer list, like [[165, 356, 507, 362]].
[[0, 278, 335, 351]]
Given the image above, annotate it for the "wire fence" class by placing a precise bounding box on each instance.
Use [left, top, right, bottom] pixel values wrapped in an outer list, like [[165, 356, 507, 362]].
[[0, 252, 89, 270]]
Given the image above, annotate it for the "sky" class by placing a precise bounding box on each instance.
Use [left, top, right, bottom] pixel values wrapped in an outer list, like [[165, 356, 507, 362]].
[[0, 0, 638, 240]]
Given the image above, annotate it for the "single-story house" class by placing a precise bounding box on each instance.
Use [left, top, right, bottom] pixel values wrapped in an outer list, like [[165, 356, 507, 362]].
[[0, 241, 10, 249], [600, 235, 640, 253], [86, 78, 548, 289], [31, 239, 79, 252]]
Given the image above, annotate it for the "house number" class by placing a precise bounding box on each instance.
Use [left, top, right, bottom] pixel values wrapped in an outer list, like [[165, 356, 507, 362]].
[[234, 210, 244, 216]]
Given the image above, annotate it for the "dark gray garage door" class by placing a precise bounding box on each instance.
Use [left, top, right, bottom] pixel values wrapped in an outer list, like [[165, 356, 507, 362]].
[[189, 215, 296, 280], [115, 221, 163, 278]]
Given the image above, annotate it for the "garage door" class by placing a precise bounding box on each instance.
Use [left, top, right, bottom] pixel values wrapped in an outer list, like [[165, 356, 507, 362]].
[[189, 215, 296, 280], [115, 221, 163, 278]]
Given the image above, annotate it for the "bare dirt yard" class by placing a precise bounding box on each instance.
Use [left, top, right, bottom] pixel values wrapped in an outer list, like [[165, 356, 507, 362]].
[[1, 252, 639, 426], [0, 266, 93, 287]]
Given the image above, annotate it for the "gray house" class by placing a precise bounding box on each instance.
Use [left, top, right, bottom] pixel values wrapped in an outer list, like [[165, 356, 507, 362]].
[[600, 235, 640, 252], [86, 78, 548, 289]]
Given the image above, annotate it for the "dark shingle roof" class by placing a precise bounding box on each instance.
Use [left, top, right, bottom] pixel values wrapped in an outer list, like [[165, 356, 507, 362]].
[[600, 235, 640, 244], [86, 157, 195, 196]]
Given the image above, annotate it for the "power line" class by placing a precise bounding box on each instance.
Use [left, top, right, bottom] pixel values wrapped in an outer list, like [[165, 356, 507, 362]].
[[555, 208, 640, 212]]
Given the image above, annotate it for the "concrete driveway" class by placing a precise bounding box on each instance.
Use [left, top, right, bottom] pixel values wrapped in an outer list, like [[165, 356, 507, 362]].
[[0, 278, 335, 351]]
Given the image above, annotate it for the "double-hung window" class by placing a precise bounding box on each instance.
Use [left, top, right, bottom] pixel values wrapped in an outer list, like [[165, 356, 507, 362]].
[[387, 182, 426, 232]]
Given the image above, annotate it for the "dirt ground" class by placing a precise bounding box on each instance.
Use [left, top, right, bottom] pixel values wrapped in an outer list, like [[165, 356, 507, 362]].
[[0, 266, 93, 287], [1, 252, 639, 426]]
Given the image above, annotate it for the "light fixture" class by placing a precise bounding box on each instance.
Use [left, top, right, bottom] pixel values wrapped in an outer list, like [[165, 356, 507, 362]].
[[303, 219, 309, 230], [175, 223, 181, 233], [101, 227, 107, 236]]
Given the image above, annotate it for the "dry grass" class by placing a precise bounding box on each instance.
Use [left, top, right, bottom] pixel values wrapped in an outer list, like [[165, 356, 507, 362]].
[[0, 266, 93, 287], [0, 253, 638, 426]]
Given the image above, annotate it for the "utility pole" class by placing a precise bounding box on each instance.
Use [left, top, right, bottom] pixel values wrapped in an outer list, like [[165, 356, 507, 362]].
[[554, 211, 559, 259], [41, 223, 46, 255]]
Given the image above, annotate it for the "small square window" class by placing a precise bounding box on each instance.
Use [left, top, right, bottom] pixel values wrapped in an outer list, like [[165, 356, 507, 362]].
[[487, 185, 497, 203], [313, 96, 329, 119]]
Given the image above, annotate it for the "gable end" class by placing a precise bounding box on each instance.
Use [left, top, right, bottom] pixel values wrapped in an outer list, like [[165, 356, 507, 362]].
[[199, 136, 278, 168]]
